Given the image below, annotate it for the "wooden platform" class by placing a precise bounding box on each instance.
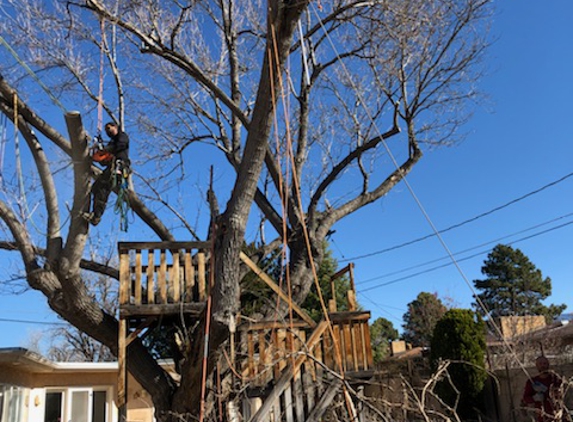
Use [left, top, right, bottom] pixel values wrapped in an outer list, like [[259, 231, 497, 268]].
[[116, 241, 375, 418]]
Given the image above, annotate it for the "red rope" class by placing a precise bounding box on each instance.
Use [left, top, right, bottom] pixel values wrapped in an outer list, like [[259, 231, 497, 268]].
[[97, 18, 105, 135]]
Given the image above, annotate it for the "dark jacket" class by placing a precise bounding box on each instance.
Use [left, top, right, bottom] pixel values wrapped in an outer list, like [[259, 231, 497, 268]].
[[106, 131, 130, 162]]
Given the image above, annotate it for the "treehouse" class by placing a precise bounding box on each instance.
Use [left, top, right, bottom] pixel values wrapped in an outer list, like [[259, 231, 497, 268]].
[[118, 241, 374, 421]]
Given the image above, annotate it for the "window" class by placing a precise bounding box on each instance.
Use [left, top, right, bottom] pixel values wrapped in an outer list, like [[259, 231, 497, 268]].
[[0, 384, 28, 422], [44, 391, 63, 422], [43, 388, 110, 422]]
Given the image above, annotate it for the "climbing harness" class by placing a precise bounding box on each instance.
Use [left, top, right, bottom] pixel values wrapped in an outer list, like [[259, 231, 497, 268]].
[[112, 159, 131, 232]]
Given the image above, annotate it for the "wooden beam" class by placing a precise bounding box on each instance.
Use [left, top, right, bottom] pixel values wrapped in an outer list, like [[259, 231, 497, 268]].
[[119, 252, 130, 306], [120, 303, 205, 318], [240, 252, 316, 328], [118, 241, 210, 251], [117, 318, 127, 408], [305, 378, 343, 422], [126, 317, 157, 347], [248, 321, 329, 422]]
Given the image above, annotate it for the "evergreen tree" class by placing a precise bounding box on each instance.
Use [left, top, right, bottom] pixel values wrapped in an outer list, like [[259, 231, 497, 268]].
[[473, 244, 566, 322], [301, 243, 355, 322], [241, 242, 355, 322], [370, 317, 399, 363], [431, 309, 487, 419], [403, 292, 447, 347]]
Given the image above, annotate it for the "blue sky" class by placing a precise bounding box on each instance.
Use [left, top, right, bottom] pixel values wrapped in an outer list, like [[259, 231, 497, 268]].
[[341, 1, 573, 327], [0, 1, 572, 348]]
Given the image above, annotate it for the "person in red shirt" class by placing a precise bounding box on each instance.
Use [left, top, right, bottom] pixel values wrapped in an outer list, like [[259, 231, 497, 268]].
[[522, 356, 566, 422]]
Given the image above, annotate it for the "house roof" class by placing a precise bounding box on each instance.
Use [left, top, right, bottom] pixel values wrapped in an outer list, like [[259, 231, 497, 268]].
[[0, 347, 118, 373]]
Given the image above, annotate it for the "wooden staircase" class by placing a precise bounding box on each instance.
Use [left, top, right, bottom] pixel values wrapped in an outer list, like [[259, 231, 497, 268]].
[[117, 242, 374, 421]]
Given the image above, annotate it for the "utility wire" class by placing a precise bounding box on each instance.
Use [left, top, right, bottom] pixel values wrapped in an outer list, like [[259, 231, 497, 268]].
[[357, 219, 573, 293], [0, 317, 68, 326], [341, 171, 573, 262], [0, 34, 67, 112], [357, 212, 573, 286]]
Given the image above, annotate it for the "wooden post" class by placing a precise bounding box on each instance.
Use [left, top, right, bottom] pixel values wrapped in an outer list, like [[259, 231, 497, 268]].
[[198, 252, 206, 300], [134, 250, 142, 305], [118, 318, 127, 409], [239, 252, 316, 327], [146, 249, 155, 304], [159, 249, 167, 303]]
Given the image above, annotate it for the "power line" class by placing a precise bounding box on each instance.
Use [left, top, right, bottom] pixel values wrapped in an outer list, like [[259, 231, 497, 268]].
[[0, 35, 67, 112], [356, 212, 573, 286], [357, 219, 573, 293], [340, 171, 573, 262], [0, 317, 67, 326]]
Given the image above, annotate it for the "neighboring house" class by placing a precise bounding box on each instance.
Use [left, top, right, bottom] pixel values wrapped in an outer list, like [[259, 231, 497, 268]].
[[0, 347, 156, 422]]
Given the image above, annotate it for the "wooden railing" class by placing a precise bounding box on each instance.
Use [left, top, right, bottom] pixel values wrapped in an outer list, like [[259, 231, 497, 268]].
[[241, 316, 373, 422], [239, 311, 374, 387], [118, 241, 211, 317]]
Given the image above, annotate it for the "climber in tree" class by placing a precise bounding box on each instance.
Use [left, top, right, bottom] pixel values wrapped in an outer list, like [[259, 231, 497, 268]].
[[84, 122, 130, 226]]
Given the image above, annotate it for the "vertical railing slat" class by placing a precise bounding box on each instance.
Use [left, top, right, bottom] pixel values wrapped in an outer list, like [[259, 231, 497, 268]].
[[147, 250, 155, 304], [172, 250, 180, 302], [197, 252, 206, 300], [184, 250, 194, 302], [159, 249, 167, 304], [119, 251, 130, 306], [134, 250, 142, 305]]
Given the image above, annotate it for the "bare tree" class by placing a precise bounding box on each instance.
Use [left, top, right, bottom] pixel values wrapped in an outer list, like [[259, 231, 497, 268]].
[[0, 0, 493, 420]]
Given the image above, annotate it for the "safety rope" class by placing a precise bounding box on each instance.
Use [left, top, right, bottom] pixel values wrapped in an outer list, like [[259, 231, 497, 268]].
[[0, 113, 7, 186], [0, 35, 66, 113], [307, 1, 532, 380], [112, 162, 131, 232], [13, 93, 29, 219], [97, 18, 105, 136]]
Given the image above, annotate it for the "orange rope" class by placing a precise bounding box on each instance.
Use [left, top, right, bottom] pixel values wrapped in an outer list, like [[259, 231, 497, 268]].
[[268, 16, 356, 420], [199, 221, 217, 422], [97, 18, 105, 135]]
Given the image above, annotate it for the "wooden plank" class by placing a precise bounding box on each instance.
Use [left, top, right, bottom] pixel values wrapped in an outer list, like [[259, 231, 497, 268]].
[[239, 320, 310, 331], [284, 384, 294, 422], [258, 329, 268, 385], [198, 252, 206, 300], [347, 289, 357, 312], [117, 318, 127, 407], [330, 278, 337, 312], [328, 299, 336, 313], [330, 264, 352, 281], [134, 250, 142, 305], [240, 252, 316, 327], [302, 370, 315, 418], [126, 317, 156, 346], [322, 325, 333, 370], [277, 328, 287, 373], [119, 241, 210, 251], [146, 250, 155, 305], [119, 251, 130, 306], [293, 366, 304, 422], [334, 323, 344, 372], [328, 311, 370, 322], [305, 379, 343, 422], [184, 250, 194, 302], [362, 321, 373, 369], [120, 303, 205, 318], [271, 329, 280, 380], [247, 330, 256, 378], [172, 251, 180, 302], [159, 250, 167, 304], [354, 320, 365, 371], [272, 400, 280, 422], [346, 321, 357, 372], [248, 321, 329, 422]]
